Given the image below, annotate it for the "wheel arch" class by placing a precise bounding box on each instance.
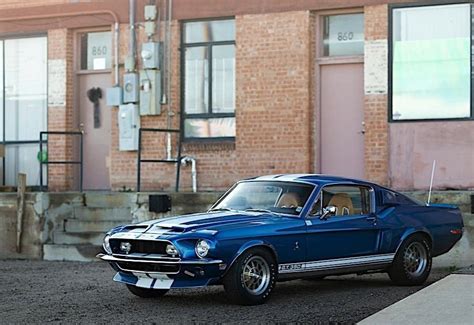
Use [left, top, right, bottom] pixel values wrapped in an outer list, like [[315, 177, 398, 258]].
[[395, 228, 433, 256], [223, 240, 278, 277]]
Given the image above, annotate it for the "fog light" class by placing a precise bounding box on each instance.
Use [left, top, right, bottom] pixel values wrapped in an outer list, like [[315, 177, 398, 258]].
[[195, 239, 210, 258], [166, 244, 178, 256]]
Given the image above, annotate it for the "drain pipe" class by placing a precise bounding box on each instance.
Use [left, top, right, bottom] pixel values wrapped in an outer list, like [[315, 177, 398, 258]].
[[181, 157, 197, 193], [128, 0, 137, 72], [165, 0, 173, 160], [114, 22, 119, 85]]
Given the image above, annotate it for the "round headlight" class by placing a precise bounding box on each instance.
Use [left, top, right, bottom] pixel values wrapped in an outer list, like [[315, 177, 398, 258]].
[[166, 244, 178, 256], [103, 235, 112, 254], [195, 239, 210, 258]]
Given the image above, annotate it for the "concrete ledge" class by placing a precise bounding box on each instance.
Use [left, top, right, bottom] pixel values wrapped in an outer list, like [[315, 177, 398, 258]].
[[64, 219, 131, 233], [43, 244, 100, 262], [359, 274, 474, 325]]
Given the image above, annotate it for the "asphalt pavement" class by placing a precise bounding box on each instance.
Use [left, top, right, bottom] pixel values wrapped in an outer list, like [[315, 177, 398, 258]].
[[0, 260, 451, 324]]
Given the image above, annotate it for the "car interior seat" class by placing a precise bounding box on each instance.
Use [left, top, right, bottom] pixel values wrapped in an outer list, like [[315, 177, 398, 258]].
[[277, 193, 301, 208], [327, 193, 354, 215]]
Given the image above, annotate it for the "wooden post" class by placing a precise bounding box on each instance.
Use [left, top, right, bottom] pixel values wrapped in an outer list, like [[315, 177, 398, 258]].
[[16, 173, 26, 253]]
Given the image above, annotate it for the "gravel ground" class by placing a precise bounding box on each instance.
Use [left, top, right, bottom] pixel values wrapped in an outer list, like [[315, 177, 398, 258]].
[[0, 260, 450, 324]]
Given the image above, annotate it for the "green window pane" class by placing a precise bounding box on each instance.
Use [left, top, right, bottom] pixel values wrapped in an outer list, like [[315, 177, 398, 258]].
[[392, 4, 471, 120]]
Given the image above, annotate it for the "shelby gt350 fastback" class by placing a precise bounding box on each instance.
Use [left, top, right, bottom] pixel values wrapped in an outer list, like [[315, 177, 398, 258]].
[[98, 174, 463, 305]]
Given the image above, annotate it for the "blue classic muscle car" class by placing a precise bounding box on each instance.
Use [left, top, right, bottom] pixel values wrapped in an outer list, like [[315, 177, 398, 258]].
[[98, 174, 464, 305]]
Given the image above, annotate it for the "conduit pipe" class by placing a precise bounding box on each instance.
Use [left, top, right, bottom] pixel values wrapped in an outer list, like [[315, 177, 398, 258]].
[[128, 0, 136, 72], [181, 157, 197, 193], [165, 0, 173, 160], [0, 10, 121, 85]]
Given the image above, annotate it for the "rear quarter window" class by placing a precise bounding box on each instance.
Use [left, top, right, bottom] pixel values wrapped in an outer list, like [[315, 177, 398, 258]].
[[381, 190, 419, 206]]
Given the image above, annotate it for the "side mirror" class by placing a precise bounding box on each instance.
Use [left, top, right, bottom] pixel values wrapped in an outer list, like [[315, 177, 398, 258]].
[[320, 205, 337, 220]]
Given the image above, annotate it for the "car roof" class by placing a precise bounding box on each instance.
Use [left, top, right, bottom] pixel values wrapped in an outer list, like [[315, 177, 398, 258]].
[[251, 174, 380, 187]]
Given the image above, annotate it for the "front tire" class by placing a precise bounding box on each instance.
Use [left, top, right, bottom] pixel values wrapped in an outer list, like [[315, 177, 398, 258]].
[[223, 248, 277, 305], [126, 284, 169, 298], [388, 235, 432, 286]]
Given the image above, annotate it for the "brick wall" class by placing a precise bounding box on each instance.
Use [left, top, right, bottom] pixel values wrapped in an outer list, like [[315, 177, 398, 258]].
[[235, 11, 312, 180], [363, 4, 389, 186], [47, 29, 75, 191], [110, 11, 313, 192], [1, 1, 391, 192]]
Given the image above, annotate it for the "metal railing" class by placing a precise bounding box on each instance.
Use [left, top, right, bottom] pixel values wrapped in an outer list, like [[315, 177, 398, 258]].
[[39, 131, 83, 192], [137, 128, 182, 192]]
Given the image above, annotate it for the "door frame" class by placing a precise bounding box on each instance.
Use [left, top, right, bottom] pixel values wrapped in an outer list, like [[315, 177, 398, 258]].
[[72, 26, 113, 190], [313, 8, 365, 174]]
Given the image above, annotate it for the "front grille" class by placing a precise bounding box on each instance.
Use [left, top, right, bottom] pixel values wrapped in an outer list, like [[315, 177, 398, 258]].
[[117, 261, 179, 274], [109, 239, 168, 255]]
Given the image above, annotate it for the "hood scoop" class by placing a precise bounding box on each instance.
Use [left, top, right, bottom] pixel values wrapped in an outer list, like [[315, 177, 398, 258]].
[[147, 225, 186, 234]]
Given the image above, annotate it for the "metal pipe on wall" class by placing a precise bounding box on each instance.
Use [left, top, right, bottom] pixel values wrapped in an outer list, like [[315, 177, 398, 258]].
[[114, 22, 120, 85], [128, 0, 137, 72], [181, 156, 197, 193], [165, 0, 173, 160]]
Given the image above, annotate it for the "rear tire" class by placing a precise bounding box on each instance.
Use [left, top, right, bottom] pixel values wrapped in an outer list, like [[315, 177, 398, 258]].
[[388, 234, 432, 286], [223, 248, 277, 305], [126, 284, 169, 298]]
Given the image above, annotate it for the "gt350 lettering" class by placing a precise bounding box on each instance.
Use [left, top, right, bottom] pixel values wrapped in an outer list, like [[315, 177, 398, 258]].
[[279, 263, 303, 271]]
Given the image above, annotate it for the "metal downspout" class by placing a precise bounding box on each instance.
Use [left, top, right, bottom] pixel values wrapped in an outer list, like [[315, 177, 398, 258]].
[[181, 157, 197, 193]]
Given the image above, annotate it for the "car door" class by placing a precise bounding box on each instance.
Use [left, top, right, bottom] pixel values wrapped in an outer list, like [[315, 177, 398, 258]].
[[305, 184, 381, 262]]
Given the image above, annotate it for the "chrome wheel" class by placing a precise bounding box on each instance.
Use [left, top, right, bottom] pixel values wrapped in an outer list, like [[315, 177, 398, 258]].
[[241, 256, 271, 295], [404, 242, 428, 277]]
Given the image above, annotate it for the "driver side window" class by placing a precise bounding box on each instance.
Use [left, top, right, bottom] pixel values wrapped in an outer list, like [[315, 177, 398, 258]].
[[309, 185, 371, 217]]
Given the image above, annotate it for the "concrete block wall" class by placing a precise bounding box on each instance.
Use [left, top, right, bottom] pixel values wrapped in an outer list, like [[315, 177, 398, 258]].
[[0, 192, 221, 261]]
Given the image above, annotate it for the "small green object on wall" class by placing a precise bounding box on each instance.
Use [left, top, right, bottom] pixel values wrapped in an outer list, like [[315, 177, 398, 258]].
[[37, 150, 48, 163]]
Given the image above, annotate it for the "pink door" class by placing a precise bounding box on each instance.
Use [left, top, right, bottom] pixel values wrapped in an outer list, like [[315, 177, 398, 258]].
[[78, 73, 111, 190], [320, 63, 365, 179]]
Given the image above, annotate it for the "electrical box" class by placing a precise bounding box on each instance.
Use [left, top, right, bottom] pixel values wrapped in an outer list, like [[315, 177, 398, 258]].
[[144, 21, 156, 38], [123, 73, 139, 103], [144, 5, 157, 21], [118, 104, 140, 151], [106, 87, 122, 106], [141, 42, 160, 69], [139, 70, 161, 115]]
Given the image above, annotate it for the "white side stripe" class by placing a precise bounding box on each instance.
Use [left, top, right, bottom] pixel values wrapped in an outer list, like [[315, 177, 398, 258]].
[[278, 253, 395, 274]]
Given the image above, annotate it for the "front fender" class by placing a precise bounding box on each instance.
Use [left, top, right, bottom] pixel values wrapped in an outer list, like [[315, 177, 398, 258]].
[[224, 240, 279, 276]]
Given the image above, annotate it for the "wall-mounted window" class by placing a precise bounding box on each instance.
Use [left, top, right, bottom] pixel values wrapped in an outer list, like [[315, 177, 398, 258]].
[[323, 13, 364, 56], [0, 36, 48, 186], [80, 31, 112, 70], [182, 19, 236, 139], [390, 3, 473, 121]]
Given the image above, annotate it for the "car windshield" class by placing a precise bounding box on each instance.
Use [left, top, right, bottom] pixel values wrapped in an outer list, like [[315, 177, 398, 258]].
[[211, 181, 315, 216]]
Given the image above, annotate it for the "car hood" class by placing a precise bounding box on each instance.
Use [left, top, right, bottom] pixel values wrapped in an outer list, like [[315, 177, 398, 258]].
[[136, 211, 285, 234]]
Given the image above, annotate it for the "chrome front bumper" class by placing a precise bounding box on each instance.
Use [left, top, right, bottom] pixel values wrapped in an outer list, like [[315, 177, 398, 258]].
[[97, 253, 224, 276]]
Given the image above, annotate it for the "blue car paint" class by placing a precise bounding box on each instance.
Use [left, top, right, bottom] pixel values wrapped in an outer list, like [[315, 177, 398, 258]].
[[100, 174, 463, 289]]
